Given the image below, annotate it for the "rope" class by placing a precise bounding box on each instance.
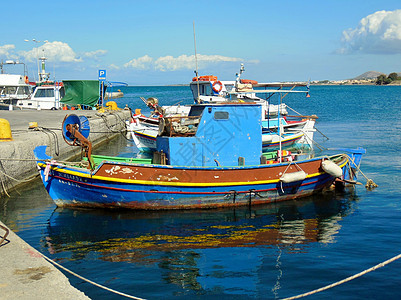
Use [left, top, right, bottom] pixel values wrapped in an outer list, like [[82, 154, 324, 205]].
[[97, 112, 137, 142], [302, 132, 326, 151], [40, 253, 146, 300], [0, 161, 10, 197], [285, 105, 302, 116], [315, 127, 330, 140], [35, 127, 127, 134], [0, 168, 39, 184], [37, 127, 60, 156], [0, 173, 10, 197], [346, 155, 378, 190], [282, 253, 401, 300]]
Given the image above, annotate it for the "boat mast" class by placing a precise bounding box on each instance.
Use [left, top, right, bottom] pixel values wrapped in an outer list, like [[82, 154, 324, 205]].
[[279, 93, 282, 161], [193, 21, 200, 103], [38, 54, 50, 84]]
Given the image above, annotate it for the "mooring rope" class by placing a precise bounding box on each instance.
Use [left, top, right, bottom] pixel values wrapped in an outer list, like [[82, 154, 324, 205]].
[[346, 154, 378, 190], [40, 253, 146, 300], [0, 167, 39, 184], [302, 132, 326, 151], [285, 105, 303, 116], [282, 252, 401, 300]]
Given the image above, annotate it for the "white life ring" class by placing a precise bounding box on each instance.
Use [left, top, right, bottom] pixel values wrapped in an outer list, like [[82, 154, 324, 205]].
[[212, 81, 223, 93]]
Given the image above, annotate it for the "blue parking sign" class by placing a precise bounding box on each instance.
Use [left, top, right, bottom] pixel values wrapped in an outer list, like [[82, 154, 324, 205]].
[[98, 69, 106, 81]]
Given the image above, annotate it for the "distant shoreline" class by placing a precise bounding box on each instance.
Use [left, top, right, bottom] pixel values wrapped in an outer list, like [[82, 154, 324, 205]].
[[166, 82, 401, 87]]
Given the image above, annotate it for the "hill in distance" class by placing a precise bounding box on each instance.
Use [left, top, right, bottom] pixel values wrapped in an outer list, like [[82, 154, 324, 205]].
[[351, 71, 385, 80]]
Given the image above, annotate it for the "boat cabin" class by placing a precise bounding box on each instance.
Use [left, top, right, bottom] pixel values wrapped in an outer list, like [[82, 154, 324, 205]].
[[189, 79, 260, 103], [0, 74, 32, 103], [156, 103, 262, 167], [189, 77, 290, 118], [16, 83, 64, 110]]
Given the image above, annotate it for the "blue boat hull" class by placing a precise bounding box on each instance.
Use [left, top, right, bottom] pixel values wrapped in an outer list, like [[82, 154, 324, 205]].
[[36, 159, 345, 210]]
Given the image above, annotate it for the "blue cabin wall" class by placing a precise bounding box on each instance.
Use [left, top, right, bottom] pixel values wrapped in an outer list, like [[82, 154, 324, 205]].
[[157, 104, 262, 167]]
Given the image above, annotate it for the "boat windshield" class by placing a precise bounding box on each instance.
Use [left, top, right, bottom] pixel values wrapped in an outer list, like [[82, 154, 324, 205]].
[[17, 86, 31, 95], [35, 88, 54, 98], [191, 82, 214, 97], [1, 86, 17, 95]]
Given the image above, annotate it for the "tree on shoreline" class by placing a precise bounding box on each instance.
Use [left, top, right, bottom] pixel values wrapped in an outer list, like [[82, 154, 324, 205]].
[[376, 73, 400, 85]]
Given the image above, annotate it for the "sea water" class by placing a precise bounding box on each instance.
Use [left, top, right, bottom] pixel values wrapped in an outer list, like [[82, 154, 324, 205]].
[[1, 85, 401, 299]]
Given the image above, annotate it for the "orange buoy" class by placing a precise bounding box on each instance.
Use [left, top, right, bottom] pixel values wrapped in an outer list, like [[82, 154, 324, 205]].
[[241, 79, 258, 85], [192, 75, 218, 82]]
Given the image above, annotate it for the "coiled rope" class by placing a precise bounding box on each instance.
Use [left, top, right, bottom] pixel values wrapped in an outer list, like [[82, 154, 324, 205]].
[[282, 252, 401, 300]]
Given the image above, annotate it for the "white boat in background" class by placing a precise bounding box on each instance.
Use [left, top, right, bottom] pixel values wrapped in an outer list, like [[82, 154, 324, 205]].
[[189, 64, 292, 117], [17, 82, 64, 110], [15, 56, 66, 110], [104, 89, 124, 100], [0, 60, 33, 109]]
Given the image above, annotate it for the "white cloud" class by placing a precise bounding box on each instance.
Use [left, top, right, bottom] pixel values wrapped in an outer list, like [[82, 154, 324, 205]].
[[124, 55, 153, 69], [0, 44, 16, 58], [124, 54, 243, 71], [83, 49, 107, 59], [21, 41, 82, 62], [338, 9, 401, 54], [109, 63, 120, 70]]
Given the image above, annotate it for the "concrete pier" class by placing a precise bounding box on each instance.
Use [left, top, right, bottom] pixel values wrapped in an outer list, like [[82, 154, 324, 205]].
[[0, 109, 132, 299], [0, 109, 131, 194], [0, 220, 90, 299]]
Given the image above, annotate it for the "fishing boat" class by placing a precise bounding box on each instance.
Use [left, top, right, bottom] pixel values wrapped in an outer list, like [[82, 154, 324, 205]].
[[128, 115, 307, 153], [127, 64, 316, 151], [34, 102, 366, 210], [16, 82, 65, 110], [128, 99, 316, 152], [104, 89, 124, 100], [190, 64, 289, 116], [10, 56, 67, 110]]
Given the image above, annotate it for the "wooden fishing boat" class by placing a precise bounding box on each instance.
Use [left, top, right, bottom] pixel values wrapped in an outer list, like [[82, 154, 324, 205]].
[[34, 103, 365, 210], [128, 120, 307, 153], [127, 64, 316, 152]]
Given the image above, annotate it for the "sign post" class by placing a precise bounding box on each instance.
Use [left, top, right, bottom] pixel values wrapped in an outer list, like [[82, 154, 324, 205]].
[[98, 70, 106, 107]]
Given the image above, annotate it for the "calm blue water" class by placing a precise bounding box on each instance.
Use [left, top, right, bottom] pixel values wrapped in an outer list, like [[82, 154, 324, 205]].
[[1, 85, 401, 299]]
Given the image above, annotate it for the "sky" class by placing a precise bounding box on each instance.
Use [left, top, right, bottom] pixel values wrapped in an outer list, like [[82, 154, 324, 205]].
[[1, 0, 401, 85]]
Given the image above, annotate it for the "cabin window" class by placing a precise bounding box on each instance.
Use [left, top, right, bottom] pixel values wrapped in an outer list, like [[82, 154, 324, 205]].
[[35, 88, 54, 98], [17, 86, 30, 95], [24, 86, 31, 94], [204, 84, 213, 96], [5, 86, 16, 94], [214, 111, 229, 120]]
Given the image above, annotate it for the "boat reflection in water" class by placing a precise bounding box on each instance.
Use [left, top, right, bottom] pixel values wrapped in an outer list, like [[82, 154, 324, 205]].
[[44, 190, 358, 294]]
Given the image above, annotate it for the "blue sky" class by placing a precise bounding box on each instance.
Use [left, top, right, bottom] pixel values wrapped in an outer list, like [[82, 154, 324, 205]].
[[1, 0, 401, 85]]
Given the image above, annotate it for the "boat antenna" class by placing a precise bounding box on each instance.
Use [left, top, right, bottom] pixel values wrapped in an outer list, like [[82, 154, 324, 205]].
[[193, 21, 200, 103], [236, 63, 245, 84]]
